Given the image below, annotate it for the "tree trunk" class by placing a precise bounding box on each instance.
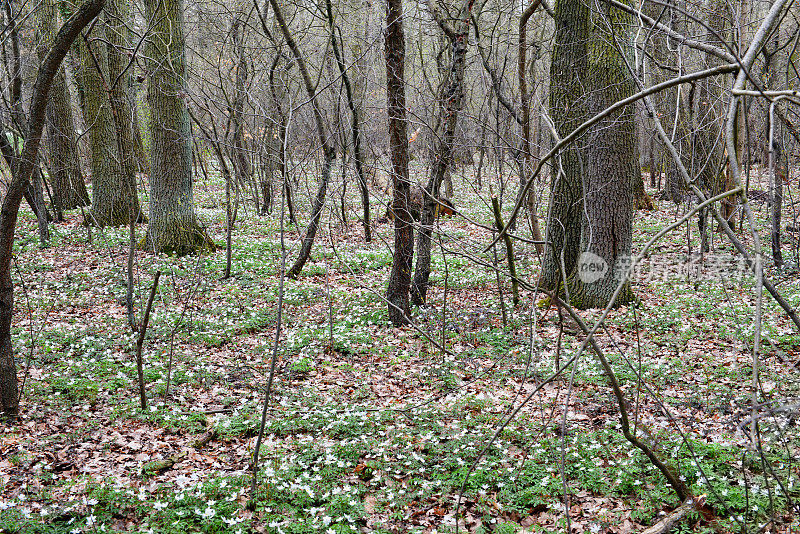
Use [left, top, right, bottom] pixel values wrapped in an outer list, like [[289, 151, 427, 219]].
[[130, 96, 150, 175], [267, 0, 336, 279], [568, 1, 636, 309], [325, 0, 371, 242], [633, 166, 654, 210], [105, 0, 142, 222], [4, 0, 51, 242], [1, 0, 106, 419], [706, 0, 736, 229], [78, 29, 132, 227], [518, 1, 544, 253], [231, 11, 252, 211], [410, 0, 474, 306], [37, 0, 89, 217], [385, 0, 414, 325], [539, 0, 588, 291], [144, 0, 214, 254]]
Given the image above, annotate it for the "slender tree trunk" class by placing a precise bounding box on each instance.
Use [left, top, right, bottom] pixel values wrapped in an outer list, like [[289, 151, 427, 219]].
[[325, 0, 371, 242], [1, 0, 106, 419], [144, 0, 213, 254], [267, 0, 336, 278], [410, 0, 475, 306], [706, 0, 737, 229], [770, 135, 785, 269], [518, 0, 544, 253], [385, 0, 414, 325], [231, 11, 252, 211], [4, 0, 51, 242]]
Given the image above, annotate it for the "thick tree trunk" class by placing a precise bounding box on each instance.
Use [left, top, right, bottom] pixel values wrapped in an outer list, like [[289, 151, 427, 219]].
[[130, 96, 150, 176], [385, 0, 414, 325], [1, 0, 106, 419], [410, 0, 474, 306], [144, 0, 213, 254], [633, 168, 654, 210], [539, 0, 587, 291], [568, 1, 636, 309], [105, 0, 142, 221], [37, 0, 89, 216], [78, 30, 132, 227]]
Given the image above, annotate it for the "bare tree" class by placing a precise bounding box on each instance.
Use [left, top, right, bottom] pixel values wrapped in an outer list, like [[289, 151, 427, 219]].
[[1, 0, 107, 419], [385, 0, 414, 325]]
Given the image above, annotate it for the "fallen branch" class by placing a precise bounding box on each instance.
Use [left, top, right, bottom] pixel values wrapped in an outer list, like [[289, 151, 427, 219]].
[[144, 422, 217, 475], [642, 496, 705, 534]]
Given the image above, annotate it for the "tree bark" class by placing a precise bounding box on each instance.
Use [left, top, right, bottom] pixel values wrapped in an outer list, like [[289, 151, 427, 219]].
[[37, 0, 89, 217], [4, 0, 51, 243], [518, 0, 545, 253], [325, 0, 371, 242], [568, 1, 636, 308], [231, 11, 252, 210], [385, 0, 414, 325], [144, 0, 214, 254], [539, 0, 588, 291], [267, 0, 336, 279], [410, 0, 474, 306], [1, 0, 106, 419], [105, 0, 142, 222], [78, 26, 132, 227]]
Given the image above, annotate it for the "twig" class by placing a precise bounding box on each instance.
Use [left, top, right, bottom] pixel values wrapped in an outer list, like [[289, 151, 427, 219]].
[[135, 271, 161, 411]]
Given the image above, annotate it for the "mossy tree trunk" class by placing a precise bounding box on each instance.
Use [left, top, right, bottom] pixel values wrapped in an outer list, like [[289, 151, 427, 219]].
[[567, 1, 636, 308], [144, 0, 213, 255], [539, 0, 588, 291], [78, 26, 133, 227], [37, 0, 89, 217], [106, 0, 142, 221]]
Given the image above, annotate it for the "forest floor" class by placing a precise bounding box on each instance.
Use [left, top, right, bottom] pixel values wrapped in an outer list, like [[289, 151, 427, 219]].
[[1, 163, 799, 534]]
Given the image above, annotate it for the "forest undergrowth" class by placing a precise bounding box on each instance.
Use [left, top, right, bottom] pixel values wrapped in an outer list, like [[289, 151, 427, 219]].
[[1, 163, 799, 534]]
